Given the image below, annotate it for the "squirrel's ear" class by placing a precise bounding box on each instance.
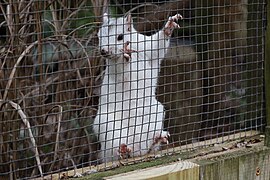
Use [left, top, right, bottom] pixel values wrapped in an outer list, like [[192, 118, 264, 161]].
[[102, 13, 109, 23], [125, 14, 132, 32]]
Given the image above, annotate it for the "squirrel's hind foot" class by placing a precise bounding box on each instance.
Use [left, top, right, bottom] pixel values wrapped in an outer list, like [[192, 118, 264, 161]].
[[118, 143, 132, 159]]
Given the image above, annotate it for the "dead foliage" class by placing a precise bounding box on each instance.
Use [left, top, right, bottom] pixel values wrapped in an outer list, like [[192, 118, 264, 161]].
[[0, 0, 109, 178]]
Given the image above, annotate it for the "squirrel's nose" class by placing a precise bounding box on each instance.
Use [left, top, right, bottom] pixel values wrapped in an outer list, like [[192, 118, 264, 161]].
[[100, 48, 111, 58], [100, 49, 108, 56]]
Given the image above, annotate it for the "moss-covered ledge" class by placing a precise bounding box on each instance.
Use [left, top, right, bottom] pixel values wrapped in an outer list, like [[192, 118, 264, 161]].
[[42, 132, 268, 180], [196, 144, 270, 180], [104, 135, 270, 180]]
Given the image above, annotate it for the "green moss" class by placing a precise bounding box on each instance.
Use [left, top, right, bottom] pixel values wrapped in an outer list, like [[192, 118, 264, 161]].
[[77, 155, 180, 180]]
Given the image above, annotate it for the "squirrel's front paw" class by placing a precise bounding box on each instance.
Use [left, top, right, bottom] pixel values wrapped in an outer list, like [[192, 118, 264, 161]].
[[164, 14, 183, 36], [121, 41, 137, 61]]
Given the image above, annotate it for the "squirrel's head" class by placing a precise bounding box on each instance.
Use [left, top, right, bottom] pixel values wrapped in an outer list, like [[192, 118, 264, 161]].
[[98, 13, 134, 56]]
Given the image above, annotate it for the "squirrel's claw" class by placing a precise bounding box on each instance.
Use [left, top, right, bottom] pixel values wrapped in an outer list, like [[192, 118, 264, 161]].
[[164, 14, 183, 36], [121, 41, 137, 61]]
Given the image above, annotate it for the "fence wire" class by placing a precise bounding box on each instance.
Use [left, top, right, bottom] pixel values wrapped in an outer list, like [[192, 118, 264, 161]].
[[0, 0, 266, 179]]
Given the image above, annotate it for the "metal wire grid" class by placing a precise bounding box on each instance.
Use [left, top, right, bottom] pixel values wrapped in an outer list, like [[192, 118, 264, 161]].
[[0, 0, 266, 179]]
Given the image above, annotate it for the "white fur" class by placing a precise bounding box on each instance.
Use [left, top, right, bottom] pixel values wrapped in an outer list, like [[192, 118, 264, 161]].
[[93, 14, 173, 163]]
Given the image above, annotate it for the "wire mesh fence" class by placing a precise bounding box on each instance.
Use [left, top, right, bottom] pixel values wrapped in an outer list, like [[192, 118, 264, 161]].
[[0, 0, 266, 179]]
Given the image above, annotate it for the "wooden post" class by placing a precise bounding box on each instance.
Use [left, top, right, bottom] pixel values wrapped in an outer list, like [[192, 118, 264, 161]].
[[265, 1, 270, 147]]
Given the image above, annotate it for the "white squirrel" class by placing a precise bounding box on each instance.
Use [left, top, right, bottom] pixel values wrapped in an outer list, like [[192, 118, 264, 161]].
[[93, 13, 182, 163]]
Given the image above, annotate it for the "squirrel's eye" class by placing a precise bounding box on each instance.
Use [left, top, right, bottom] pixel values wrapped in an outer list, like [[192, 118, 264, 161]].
[[117, 34, 124, 41]]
